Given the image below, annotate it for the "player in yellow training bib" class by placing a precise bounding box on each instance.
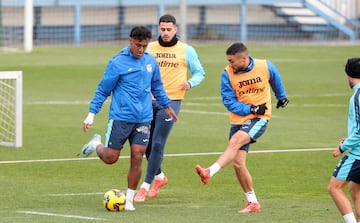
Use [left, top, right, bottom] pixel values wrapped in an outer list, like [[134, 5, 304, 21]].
[[196, 42, 288, 214], [135, 14, 205, 203]]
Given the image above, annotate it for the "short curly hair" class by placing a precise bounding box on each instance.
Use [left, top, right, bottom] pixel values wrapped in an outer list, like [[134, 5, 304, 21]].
[[129, 26, 152, 41]]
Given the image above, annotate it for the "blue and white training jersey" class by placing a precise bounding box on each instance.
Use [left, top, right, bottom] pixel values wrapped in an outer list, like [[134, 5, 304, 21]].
[[340, 83, 360, 158], [88, 45, 170, 123]]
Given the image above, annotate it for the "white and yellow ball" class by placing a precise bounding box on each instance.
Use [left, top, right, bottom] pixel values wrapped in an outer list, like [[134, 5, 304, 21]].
[[102, 189, 126, 211]]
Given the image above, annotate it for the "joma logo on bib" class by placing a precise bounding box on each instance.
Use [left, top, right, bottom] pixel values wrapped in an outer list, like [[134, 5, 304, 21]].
[[237, 76, 262, 88]]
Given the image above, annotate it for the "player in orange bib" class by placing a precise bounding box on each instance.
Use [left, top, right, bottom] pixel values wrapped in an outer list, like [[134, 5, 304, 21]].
[[195, 42, 288, 214], [135, 14, 205, 203]]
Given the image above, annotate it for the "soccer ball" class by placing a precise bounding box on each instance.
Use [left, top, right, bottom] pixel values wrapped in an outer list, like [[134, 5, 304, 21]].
[[102, 189, 126, 212]]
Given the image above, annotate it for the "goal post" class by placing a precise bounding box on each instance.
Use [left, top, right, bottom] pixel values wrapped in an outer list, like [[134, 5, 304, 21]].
[[0, 71, 22, 148]]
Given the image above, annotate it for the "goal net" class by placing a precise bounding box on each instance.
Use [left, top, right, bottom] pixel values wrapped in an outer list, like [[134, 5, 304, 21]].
[[0, 71, 22, 148]]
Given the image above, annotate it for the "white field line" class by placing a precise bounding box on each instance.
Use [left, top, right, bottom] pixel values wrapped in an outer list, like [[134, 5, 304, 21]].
[[24, 100, 347, 108], [0, 148, 332, 165], [25, 100, 91, 105], [47, 192, 104, 196], [46, 190, 171, 197], [23, 100, 346, 119], [16, 211, 106, 221]]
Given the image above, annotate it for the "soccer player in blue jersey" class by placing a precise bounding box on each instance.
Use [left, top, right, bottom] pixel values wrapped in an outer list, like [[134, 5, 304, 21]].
[[328, 58, 360, 223], [80, 26, 177, 211], [134, 14, 205, 202]]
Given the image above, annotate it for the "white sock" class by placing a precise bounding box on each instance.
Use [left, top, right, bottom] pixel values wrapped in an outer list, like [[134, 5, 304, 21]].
[[245, 191, 258, 203], [126, 188, 136, 202], [154, 172, 165, 181], [93, 141, 101, 151], [124, 188, 136, 211], [209, 163, 221, 177], [343, 212, 357, 223], [94, 140, 101, 146], [140, 182, 150, 191]]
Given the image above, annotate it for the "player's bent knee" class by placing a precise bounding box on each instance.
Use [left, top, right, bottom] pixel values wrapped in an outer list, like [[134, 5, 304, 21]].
[[327, 183, 341, 196], [102, 156, 119, 165], [99, 149, 120, 164]]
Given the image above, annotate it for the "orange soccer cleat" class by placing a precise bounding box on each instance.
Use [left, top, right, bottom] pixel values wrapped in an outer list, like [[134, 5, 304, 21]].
[[238, 201, 261, 214], [195, 165, 211, 184], [134, 188, 148, 203], [148, 176, 168, 198]]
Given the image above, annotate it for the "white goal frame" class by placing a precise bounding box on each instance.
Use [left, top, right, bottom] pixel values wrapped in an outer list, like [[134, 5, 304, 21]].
[[0, 71, 22, 148]]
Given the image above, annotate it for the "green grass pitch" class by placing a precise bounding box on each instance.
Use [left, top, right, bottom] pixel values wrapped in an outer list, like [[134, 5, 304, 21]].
[[0, 43, 360, 223]]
